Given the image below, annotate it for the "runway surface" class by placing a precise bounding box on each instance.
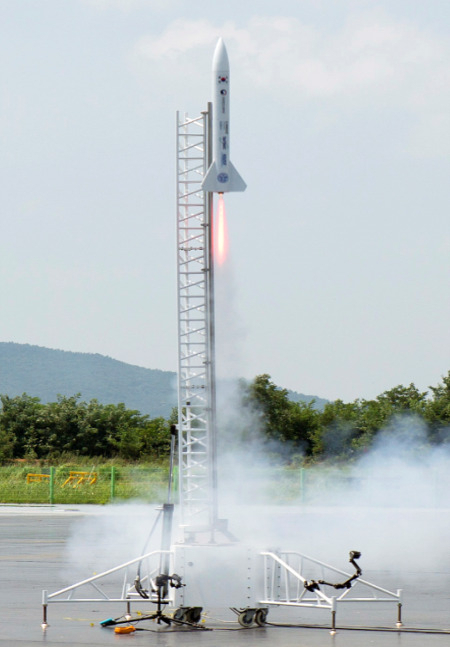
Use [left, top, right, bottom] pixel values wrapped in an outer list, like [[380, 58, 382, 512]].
[[0, 503, 449, 646]]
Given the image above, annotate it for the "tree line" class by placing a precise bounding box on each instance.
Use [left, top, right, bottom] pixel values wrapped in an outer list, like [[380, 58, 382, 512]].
[[0, 394, 173, 462], [240, 372, 450, 461], [0, 371, 449, 462]]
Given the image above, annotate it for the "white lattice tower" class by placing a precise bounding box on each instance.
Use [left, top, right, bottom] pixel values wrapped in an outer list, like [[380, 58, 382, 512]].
[[176, 108, 217, 534]]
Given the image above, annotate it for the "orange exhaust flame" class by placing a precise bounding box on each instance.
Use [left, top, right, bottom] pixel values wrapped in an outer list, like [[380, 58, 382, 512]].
[[215, 193, 228, 265]]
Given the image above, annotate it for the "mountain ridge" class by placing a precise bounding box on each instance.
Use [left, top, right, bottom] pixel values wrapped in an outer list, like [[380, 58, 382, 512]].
[[0, 342, 327, 417], [0, 342, 177, 418]]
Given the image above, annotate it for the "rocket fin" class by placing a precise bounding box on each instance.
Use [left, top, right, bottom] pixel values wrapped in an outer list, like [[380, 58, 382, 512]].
[[227, 161, 247, 192], [201, 162, 219, 192], [202, 160, 246, 193]]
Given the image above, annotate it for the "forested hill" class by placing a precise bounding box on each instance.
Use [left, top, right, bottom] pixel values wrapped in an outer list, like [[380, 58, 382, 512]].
[[0, 343, 177, 418], [286, 389, 328, 410], [0, 342, 327, 418]]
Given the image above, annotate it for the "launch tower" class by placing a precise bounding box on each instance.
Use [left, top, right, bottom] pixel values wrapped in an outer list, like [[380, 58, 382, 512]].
[[175, 105, 221, 538]]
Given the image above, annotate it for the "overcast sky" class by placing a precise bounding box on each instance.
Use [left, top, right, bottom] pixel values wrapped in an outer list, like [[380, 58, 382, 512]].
[[1, 0, 449, 402]]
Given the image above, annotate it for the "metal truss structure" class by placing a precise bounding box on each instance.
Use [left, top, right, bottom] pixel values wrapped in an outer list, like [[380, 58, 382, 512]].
[[41, 549, 174, 627], [260, 551, 403, 633], [176, 106, 218, 536]]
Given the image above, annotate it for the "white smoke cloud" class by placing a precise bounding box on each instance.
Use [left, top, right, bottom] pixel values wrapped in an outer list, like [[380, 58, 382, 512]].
[[61, 412, 449, 617], [209, 368, 450, 571]]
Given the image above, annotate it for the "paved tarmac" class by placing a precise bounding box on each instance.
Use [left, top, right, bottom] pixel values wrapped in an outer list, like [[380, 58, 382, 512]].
[[0, 504, 449, 646]]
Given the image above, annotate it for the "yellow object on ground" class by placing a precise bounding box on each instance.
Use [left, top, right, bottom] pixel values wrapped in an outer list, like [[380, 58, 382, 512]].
[[114, 626, 136, 634]]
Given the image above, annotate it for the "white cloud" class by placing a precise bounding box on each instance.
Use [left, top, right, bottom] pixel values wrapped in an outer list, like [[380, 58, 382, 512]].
[[131, 9, 450, 155], [81, 0, 172, 11], [133, 19, 219, 59], [244, 12, 441, 102], [133, 11, 440, 95]]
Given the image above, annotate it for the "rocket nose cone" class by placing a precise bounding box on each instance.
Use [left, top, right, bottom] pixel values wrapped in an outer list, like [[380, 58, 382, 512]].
[[212, 37, 229, 71]]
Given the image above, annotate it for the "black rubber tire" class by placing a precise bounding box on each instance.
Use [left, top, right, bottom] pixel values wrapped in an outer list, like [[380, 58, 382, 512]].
[[173, 608, 186, 621], [238, 610, 255, 627], [185, 607, 202, 624]]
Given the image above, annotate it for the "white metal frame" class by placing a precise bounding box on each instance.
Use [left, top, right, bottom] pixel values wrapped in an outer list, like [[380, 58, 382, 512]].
[[176, 108, 217, 533], [42, 549, 174, 626], [260, 551, 403, 631]]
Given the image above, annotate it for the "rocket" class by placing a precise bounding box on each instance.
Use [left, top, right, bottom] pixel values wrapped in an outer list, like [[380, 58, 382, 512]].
[[202, 38, 246, 193]]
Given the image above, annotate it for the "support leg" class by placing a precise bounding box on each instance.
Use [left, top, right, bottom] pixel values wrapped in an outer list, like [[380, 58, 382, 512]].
[[396, 589, 403, 627], [42, 605, 48, 628], [330, 611, 336, 635], [330, 598, 337, 635], [41, 590, 48, 628]]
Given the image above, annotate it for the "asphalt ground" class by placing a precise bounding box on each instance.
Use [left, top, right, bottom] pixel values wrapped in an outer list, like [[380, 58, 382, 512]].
[[0, 504, 449, 646]]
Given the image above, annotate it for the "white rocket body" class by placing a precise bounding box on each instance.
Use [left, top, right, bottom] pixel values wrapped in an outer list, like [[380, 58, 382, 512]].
[[202, 38, 246, 193]]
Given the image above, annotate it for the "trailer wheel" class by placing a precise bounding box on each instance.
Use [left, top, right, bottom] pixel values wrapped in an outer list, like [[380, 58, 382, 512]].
[[255, 608, 267, 626], [238, 609, 255, 627], [173, 608, 186, 622], [185, 607, 202, 624]]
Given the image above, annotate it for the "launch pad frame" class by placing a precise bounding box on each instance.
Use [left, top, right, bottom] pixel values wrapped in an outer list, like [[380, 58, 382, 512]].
[[41, 542, 403, 633]]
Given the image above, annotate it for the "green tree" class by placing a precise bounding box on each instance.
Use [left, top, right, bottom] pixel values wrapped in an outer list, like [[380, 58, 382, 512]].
[[350, 398, 391, 451], [312, 399, 360, 458], [352, 383, 429, 452], [0, 428, 15, 461], [425, 372, 450, 443], [311, 382, 433, 458], [42, 395, 90, 456], [376, 383, 428, 414], [84, 401, 146, 458], [139, 417, 172, 458], [0, 394, 45, 458], [0, 393, 173, 460], [241, 374, 320, 458]]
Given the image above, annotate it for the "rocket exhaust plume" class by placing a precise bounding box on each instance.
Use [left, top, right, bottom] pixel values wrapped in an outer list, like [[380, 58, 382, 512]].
[[215, 194, 228, 265]]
